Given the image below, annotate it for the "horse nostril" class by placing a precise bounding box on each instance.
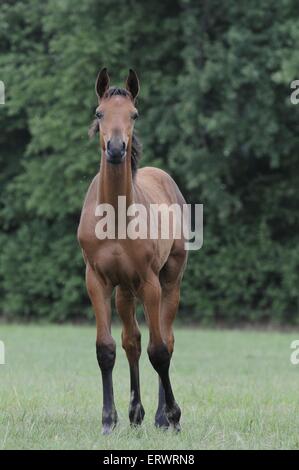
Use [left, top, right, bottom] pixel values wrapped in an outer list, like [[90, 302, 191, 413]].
[[107, 140, 111, 151], [121, 142, 126, 154]]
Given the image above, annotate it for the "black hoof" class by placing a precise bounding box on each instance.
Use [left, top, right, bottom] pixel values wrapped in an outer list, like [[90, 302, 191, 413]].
[[102, 410, 118, 435], [129, 402, 145, 426], [165, 402, 181, 431], [155, 407, 170, 429], [102, 423, 116, 435], [170, 421, 181, 433]]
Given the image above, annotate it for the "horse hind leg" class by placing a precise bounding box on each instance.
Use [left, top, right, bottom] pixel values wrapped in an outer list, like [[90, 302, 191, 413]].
[[155, 280, 181, 430], [115, 287, 145, 426], [155, 248, 186, 430], [139, 274, 181, 432], [155, 377, 168, 429]]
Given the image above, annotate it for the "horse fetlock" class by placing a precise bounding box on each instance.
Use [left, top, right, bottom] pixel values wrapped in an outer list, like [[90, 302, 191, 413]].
[[148, 343, 170, 374], [96, 342, 116, 371]]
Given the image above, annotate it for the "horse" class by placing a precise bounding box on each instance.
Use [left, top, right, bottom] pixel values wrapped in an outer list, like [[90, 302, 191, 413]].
[[78, 68, 188, 434]]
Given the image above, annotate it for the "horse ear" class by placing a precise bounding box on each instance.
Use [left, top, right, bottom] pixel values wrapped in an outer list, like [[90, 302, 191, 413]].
[[95, 67, 110, 99], [125, 69, 140, 101]]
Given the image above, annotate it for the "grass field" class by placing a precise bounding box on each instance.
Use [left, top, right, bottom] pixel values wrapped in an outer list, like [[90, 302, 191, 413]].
[[0, 324, 299, 450]]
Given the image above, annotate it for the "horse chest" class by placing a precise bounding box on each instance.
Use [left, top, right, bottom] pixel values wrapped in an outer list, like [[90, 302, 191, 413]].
[[92, 242, 147, 288]]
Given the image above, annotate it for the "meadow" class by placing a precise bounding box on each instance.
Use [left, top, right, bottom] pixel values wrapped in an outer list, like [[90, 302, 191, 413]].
[[0, 324, 299, 450]]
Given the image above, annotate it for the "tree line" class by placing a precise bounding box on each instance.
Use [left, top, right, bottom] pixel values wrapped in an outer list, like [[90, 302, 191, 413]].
[[0, 0, 298, 324]]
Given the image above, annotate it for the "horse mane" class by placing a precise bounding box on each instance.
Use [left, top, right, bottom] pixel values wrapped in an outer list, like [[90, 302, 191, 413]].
[[88, 87, 142, 176]]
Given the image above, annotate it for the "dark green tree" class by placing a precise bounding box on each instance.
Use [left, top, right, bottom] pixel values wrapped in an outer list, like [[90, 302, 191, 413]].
[[0, 0, 298, 323]]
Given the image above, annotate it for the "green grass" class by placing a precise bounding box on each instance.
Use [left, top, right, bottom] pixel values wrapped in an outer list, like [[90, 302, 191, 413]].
[[0, 324, 299, 449]]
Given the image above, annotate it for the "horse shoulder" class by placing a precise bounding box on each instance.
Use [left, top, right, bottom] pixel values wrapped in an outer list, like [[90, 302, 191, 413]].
[[135, 167, 185, 205]]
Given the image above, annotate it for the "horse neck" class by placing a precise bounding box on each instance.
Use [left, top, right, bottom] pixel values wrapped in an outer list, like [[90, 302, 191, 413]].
[[97, 143, 134, 209]]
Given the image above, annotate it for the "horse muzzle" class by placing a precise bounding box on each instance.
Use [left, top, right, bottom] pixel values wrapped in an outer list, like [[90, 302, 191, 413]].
[[106, 139, 126, 164]]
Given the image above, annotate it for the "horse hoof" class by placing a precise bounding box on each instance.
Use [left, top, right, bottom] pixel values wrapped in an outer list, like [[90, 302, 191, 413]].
[[165, 402, 181, 430], [102, 420, 117, 435], [129, 402, 145, 426], [170, 421, 181, 433], [155, 411, 169, 429], [102, 424, 113, 435], [102, 410, 118, 435]]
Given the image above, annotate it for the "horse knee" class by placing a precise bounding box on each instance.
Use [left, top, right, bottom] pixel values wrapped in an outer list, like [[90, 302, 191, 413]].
[[96, 340, 116, 372], [148, 342, 170, 374]]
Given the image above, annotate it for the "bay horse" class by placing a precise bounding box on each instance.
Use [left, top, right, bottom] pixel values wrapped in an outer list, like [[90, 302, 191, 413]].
[[78, 68, 188, 434]]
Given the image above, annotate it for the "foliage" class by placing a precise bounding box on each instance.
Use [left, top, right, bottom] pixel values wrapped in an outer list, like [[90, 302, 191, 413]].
[[0, 0, 298, 323]]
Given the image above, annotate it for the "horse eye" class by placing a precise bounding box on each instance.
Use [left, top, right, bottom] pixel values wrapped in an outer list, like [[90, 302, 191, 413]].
[[96, 111, 104, 120], [132, 112, 139, 120]]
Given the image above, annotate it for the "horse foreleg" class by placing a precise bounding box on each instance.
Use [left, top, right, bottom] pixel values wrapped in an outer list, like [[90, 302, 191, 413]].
[[86, 265, 117, 435], [115, 287, 145, 426], [140, 275, 181, 431]]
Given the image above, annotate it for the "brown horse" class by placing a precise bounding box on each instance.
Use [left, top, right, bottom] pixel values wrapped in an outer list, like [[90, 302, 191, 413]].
[[78, 68, 188, 434]]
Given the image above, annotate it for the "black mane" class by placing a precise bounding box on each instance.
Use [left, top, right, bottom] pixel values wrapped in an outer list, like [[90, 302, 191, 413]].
[[88, 87, 141, 176]]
